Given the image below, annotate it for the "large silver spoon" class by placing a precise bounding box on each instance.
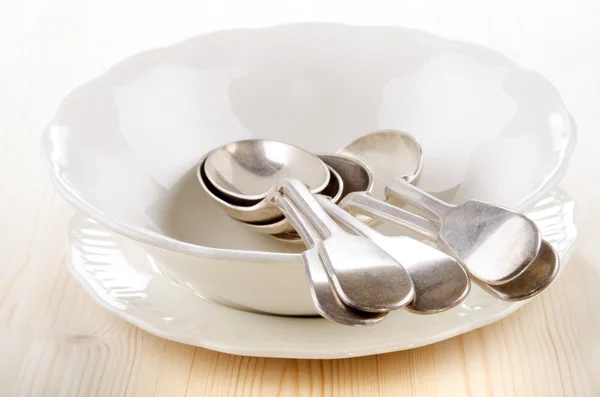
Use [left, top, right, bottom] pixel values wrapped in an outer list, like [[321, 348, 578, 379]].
[[279, 179, 414, 312], [386, 179, 541, 285], [316, 195, 470, 314], [205, 139, 330, 202], [274, 193, 387, 325], [342, 192, 559, 301]]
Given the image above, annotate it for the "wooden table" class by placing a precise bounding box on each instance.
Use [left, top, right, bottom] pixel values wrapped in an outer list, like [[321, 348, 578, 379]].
[[1, 1, 599, 395]]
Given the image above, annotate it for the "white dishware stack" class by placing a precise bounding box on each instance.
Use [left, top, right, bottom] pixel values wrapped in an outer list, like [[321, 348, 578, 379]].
[[43, 23, 577, 359]]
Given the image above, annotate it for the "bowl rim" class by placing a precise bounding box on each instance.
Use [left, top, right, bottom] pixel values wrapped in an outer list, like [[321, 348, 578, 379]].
[[41, 22, 577, 264]]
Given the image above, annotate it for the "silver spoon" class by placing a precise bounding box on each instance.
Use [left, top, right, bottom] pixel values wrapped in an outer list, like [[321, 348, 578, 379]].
[[199, 153, 343, 226], [250, 154, 373, 241], [341, 192, 559, 301], [318, 154, 374, 201], [274, 193, 387, 325], [237, 164, 344, 236], [338, 129, 423, 199], [279, 179, 414, 312], [205, 139, 330, 202], [474, 240, 559, 301], [318, 164, 344, 203], [198, 156, 283, 223], [386, 179, 541, 285], [223, 153, 371, 242], [316, 195, 470, 314]]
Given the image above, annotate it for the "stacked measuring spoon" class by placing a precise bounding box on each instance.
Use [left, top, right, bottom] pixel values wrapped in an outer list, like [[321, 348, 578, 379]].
[[197, 131, 560, 326]]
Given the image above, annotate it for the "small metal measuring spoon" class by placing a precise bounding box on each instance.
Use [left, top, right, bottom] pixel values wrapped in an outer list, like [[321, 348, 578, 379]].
[[274, 193, 387, 325], [338, 129, 423, 199], [474, 241, 559, 301], [205, 139, 330, 202], [342, 192, 559, 301], [318, 154, 374, 201], [237, 164, 344, 236], [386, 179, 542, 285], [234, 154, 372, 242], [318, 164, 344, 203], [198, 156, 283, 223], [259, 154, 373, 242], [279, 179, 415, 313], [317, 195, 470, 314], [199, 151, 343, 227]]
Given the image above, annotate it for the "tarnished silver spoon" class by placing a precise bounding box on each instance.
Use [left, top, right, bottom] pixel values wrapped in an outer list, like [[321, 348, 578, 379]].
[[316, 195, 470, 314], [386, 179, 541, 285], [279, 179, 415, 313], [342, 192, 559, 301], [205, 139, 330, 202], [274, 193, 387, 325], [338, 129, 423, 199]]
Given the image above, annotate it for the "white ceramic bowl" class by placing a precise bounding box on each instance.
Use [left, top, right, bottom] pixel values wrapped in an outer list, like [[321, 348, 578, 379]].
[[42, 23, 576, 315]]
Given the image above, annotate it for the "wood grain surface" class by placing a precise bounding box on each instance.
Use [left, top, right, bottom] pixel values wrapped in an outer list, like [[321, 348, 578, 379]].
[[1, 0, 599, 395]]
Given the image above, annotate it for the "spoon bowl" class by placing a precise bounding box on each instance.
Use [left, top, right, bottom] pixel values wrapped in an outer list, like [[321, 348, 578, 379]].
[[475, 240, 559, 301], [197, 156, 283, 223], [205, 139, 330, 202], [238, 164, 344, 237], [280, 179, 415, 312], [340, 192, 559, 303], [227, 154, 374, 243], [318, 154, 374, 200], [244, 154, 373, 241], [275, 193, 387, 325], [338, 130, 423, 199], [386, 180, 542, 285], [320, 195, 470, 314]]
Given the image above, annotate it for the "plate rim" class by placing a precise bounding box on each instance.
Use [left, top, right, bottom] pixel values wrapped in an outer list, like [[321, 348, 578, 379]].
[[66, 189, 578, 359]]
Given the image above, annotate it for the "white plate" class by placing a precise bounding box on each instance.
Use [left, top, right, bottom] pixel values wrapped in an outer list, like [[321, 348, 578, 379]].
[[68, 189, 577, 359]]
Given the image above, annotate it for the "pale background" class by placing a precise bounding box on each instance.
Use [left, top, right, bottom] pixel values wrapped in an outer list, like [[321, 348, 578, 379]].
[[1, 0, 599, 396]]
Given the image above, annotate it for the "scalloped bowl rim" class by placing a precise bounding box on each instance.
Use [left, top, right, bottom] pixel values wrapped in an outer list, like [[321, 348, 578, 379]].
[[41, 22, 577, 263]]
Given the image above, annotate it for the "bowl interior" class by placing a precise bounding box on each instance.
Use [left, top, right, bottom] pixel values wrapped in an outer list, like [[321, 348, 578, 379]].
[[43, 23, 575, 254]]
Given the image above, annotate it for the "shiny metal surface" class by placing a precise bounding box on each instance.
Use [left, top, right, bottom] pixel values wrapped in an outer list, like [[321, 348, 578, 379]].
[[318, 153, 376, 226], [340, 193, 560, 302], [227, 155, 361, 240], [270, 232, 305, 244], [279, 179, 414, 312], [274, 194, 387, 326], [386, 179, 542, 285], [475, 240, 559, 301], [318, 154, 374, 201], [338, 130, 423, 199], [341, 192, 439, 239], [319, 196, 470, 314], [197, 157, 283, 223], [240, 217, 292, 235], [205, 139, 330, 201], [318, 164, 344, 203], [198, 147, 344, 231], [237, 164, 343, 237]]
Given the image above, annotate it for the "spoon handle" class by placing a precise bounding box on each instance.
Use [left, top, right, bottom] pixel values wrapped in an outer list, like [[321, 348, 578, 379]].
[[273, 193, 321, 249], [385, 179, 451, 219], [275, 194, 387, 326], [279, 179, 347, 239], [341, 192, 439, 239], [315, 195, 383, 241], [300, 247, 388, 326]]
